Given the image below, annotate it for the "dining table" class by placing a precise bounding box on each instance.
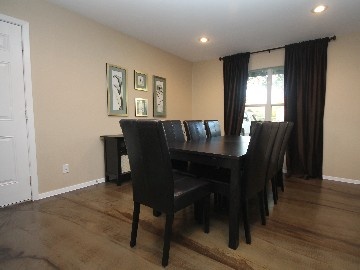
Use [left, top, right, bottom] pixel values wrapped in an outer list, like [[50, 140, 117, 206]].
[[168, 135, 250, 250]]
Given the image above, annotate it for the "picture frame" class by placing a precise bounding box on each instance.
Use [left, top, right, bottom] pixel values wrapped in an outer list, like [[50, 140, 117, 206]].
[[135, 98, 148, 117], [107, 63, 127, 116], [153, 75, 166, 117], [134, 70, 148, 91]]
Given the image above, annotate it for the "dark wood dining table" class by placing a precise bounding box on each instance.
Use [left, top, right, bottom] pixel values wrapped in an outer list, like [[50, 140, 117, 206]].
[[168, 135, 250, 250]]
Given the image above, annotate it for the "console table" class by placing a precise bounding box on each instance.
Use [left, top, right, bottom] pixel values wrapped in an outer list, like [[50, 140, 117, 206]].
[[100, 135, 131, 185]]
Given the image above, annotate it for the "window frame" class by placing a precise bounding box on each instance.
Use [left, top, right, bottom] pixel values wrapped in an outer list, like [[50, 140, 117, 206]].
[[245, 66, 284, 122]]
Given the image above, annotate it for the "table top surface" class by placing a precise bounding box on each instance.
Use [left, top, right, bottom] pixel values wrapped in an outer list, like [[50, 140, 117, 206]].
[[169, 135, 250, 160]]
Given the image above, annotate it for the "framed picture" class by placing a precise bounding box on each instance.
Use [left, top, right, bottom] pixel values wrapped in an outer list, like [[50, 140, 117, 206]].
[[135, 98, 148, 117], [134, 70, 148, 91], [107, 63, 127, 116], [153, 75, 166, 117]]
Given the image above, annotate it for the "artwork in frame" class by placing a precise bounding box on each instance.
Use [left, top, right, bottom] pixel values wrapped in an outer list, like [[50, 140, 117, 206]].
[[134, 70, 148, 91], [135, 98, 148, 117], [107, 63, 127, 116], [153, 75, 166, 117]]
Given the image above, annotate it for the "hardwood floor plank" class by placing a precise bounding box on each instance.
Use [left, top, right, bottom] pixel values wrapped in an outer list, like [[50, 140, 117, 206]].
[[0, 177, 359, 269]]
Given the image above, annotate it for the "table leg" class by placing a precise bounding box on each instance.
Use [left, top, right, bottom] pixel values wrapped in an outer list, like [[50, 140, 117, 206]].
[[228, 166, 240, 249]]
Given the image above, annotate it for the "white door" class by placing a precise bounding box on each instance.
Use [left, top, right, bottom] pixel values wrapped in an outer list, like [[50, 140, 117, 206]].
[[0, 20, 32, 207]]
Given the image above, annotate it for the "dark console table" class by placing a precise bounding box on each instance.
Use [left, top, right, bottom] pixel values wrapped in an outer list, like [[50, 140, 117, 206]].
[[100, 135, 131, 185]]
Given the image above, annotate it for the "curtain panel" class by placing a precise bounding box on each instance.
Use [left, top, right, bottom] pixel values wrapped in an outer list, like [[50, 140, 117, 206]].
[[223, 52, 250, 135], [284, 37, 329, 179]]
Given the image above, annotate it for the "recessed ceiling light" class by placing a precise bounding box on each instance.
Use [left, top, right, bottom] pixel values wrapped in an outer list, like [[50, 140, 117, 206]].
[[200, 37, 208, 43], [312, 5, 328, 13]]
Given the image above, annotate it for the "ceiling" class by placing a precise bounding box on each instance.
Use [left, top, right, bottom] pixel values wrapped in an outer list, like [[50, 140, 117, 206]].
[[46, 0, 360, 62]]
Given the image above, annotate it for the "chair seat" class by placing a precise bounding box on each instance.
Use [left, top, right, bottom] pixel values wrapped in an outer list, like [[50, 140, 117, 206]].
[[173, 172, 210, 212]]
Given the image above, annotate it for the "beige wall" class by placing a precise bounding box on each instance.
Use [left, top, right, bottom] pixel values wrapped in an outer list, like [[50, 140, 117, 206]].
[[192, 60, 224, 128], [193, 34, 360, 181], [1, 0, 193, 193], [323, 32, 360, 180]]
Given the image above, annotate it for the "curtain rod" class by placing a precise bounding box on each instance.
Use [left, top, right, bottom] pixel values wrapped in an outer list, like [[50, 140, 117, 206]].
[[219, 35, 336, 61]]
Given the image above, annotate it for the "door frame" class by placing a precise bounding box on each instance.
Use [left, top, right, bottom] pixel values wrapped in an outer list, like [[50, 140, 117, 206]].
[[0, 14, 39, 200]]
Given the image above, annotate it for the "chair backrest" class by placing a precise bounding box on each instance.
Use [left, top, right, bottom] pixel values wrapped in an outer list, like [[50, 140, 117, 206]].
[[249, 121, 262, 136], [162, 120, 185, 143], [242, 121, 279, 199], [120, 119, 174, 213], [267, 122, 288, 179], [204, 120, 221, 138], [183, 120, 207, 141], [277, 122, 294, 171]]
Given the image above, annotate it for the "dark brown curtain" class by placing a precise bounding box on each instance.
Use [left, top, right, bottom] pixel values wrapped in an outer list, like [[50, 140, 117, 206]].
[[284, 37, 329, 179], [223, 52, 250, 135]]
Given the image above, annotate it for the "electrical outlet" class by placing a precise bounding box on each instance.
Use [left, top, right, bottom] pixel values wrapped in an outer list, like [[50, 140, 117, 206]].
[[62, 164, 70, 174]]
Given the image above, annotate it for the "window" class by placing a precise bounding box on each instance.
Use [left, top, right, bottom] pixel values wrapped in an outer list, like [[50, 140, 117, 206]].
[[242, 67, 284, 135]]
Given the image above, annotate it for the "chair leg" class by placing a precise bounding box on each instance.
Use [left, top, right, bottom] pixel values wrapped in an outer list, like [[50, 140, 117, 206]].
[[271, 177, 278, 204], [277, 170, 285, 192], [222, 196, 229, 211], [214, 193, 228, 211], [264, 184, 269, 216], [258, 191, 266, 225], [194, 201, 203, 224], [194, 202, 198, 220], [214, 193, 220, 210], [153, 209, 162, 217], [242, 200, 251, 244], [203, 195, 210, 233], [162, 214, 174, 267], [130, 202, 140, 248]]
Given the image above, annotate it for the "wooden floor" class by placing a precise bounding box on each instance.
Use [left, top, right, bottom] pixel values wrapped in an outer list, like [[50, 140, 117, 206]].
[[0, 177, 359, 269]]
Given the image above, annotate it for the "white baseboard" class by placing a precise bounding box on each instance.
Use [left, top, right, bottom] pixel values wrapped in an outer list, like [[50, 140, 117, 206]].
[[282, 169, 359, 185], [38, 178, 106, 200], [322, 175, 359, 185]]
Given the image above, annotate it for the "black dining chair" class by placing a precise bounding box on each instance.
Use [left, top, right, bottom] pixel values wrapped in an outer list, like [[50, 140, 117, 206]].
[[182, 120, 207, 178], [263, 122, 286, 215], [162, 120, 186, 143], [209, 121, 278, 244], [183, 120, 207, 141], [183, 119, 230, 181], [241, 121, 278, 243], [249, 121, 262, 136], [203, 120, 225, 207], [275, 122, 294, 192], [204, 120, 221, 137], [120, 119, 211, 267], [162, 120, 188, 172], [183, 119, 229, 213]]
